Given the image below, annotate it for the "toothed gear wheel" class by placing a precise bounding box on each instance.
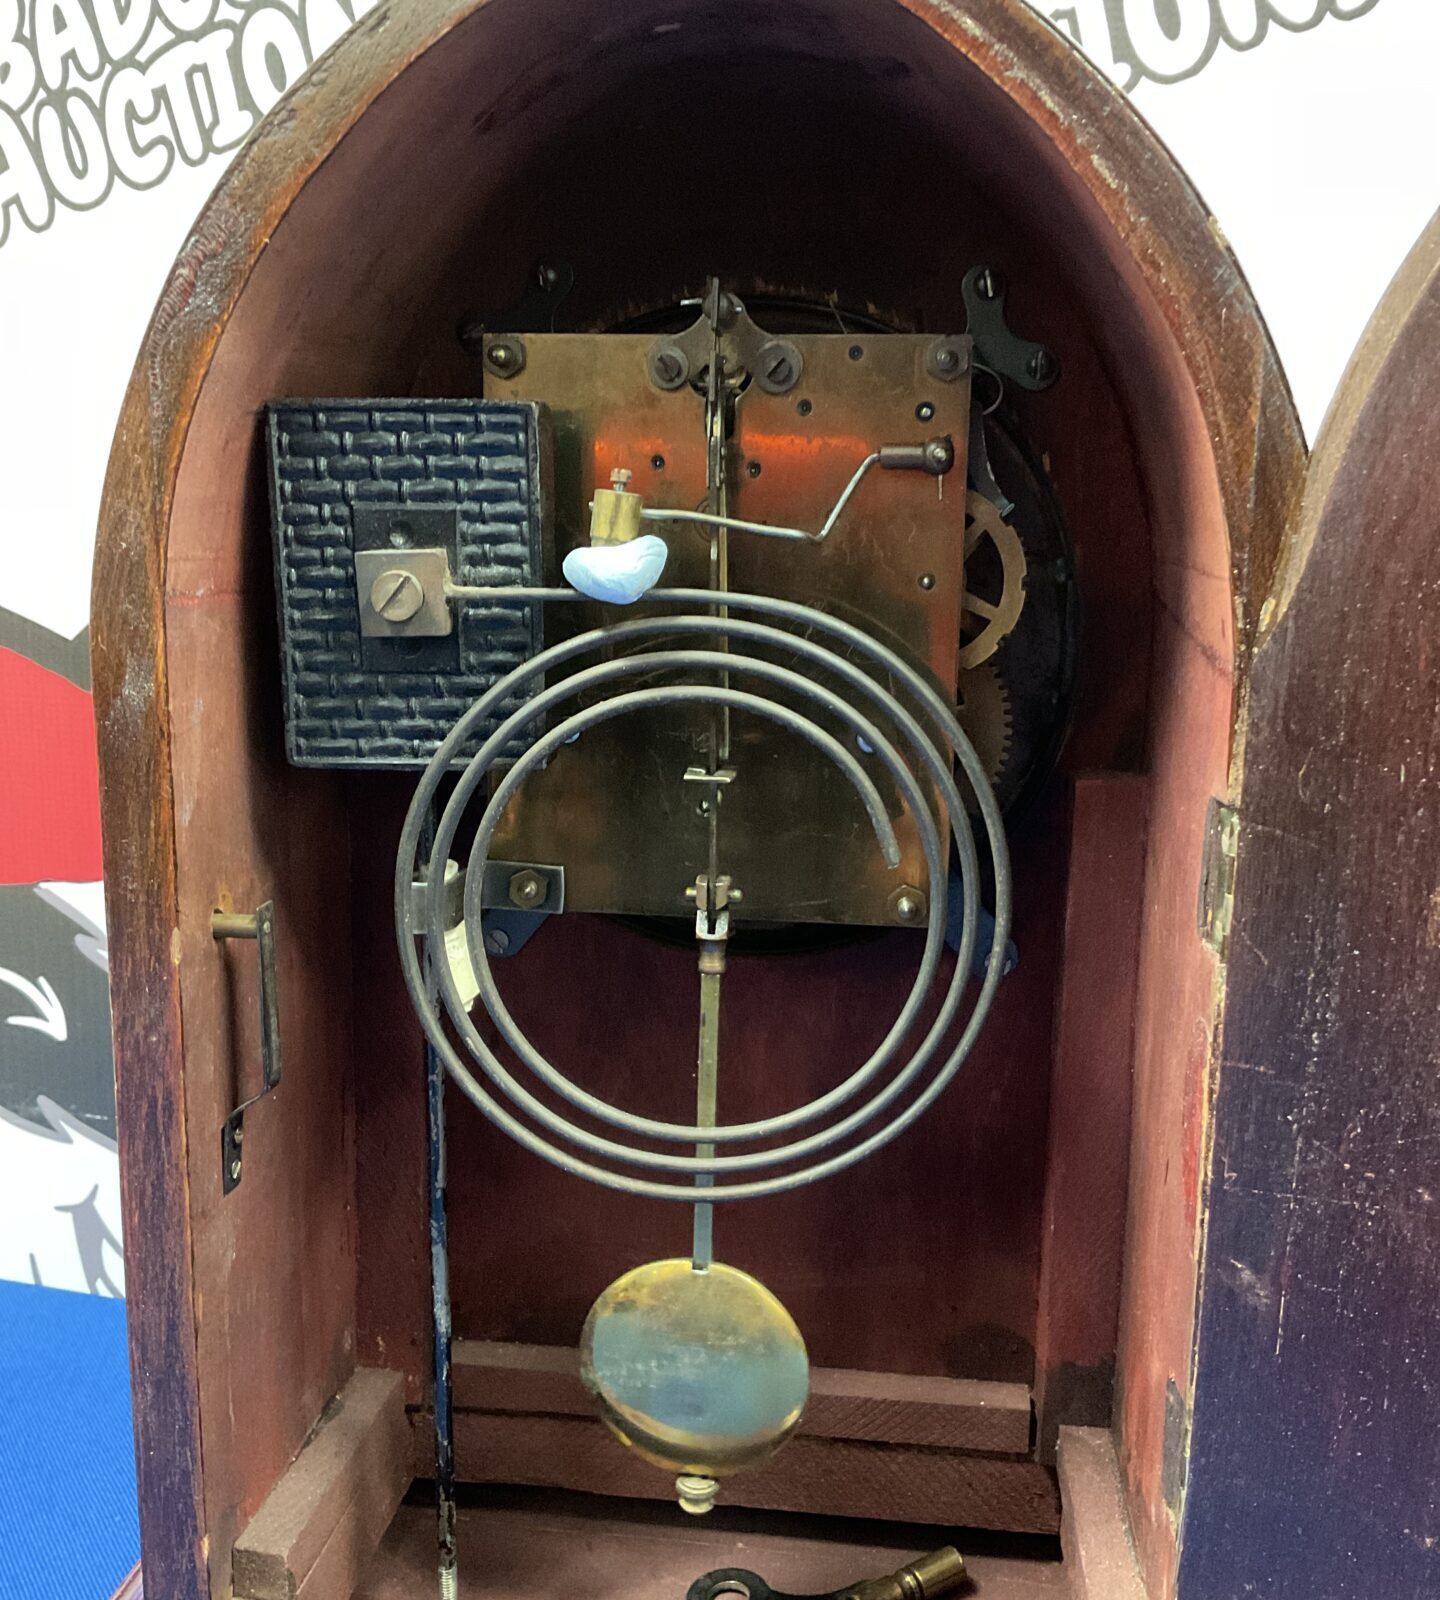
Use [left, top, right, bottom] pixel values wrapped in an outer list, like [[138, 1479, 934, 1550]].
[[956, 662, 1013, 800], [960, 492, 1028, 669]]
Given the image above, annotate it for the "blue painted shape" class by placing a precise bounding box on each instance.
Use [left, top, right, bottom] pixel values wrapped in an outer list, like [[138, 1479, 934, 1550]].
[[0, 1280, 139, 1600], [944, 871, 1018, 979], [481, 908, 549, 957]]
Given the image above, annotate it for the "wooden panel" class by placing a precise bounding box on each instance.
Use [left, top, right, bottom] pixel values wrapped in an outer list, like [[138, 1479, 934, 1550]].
[[453, 1341, 1032, 1454], [1179, 212, 1440, 1600], [443, 1412, 1060, 1534], [1057, 1428, 1146, 1600], [233, 1369, 411, 1600], [1034, 776, 1149, 1456], [163, 538, 358, 1597]]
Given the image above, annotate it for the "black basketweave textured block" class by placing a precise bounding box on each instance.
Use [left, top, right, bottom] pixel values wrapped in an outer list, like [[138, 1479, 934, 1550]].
[[267, 399, 547, 768]]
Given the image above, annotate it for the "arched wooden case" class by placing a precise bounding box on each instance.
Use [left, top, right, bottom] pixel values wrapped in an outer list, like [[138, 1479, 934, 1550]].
[[93, 4, 1440, 1597]]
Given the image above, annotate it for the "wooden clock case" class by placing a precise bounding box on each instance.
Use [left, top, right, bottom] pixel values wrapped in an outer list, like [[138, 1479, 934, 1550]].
[[93, 3, 1440, 1597]]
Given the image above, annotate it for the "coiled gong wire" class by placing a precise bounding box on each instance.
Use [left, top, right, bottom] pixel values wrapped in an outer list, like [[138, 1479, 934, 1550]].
[[395, 587, 1010, 1202]]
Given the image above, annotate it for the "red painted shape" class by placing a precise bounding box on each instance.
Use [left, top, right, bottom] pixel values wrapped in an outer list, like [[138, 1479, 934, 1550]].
[[0, 647, 103, 885]]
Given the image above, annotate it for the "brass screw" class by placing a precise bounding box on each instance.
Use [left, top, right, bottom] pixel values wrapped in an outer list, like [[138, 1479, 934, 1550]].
[[369, 568, 424, 623], [508, 869, 546, 909]]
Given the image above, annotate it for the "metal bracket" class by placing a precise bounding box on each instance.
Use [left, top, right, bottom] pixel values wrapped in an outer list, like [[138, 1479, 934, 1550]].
[[963, 265, 1060, 391], [479, 861, 565, 915], [213, 902, 281, 1195], [1198, 799, 1239, 958], [355, 546, 454, 639]]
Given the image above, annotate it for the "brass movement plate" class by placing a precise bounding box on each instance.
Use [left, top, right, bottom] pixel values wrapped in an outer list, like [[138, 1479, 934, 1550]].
[[484, 329, 970, 926]]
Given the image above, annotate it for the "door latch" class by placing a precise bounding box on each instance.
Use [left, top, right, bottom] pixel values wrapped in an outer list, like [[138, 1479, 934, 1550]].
[[213, 902, 281, 1194]]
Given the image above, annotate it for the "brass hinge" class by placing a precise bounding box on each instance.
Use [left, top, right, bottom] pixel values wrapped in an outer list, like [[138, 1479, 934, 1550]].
[[1198, 799, 1239, 958]]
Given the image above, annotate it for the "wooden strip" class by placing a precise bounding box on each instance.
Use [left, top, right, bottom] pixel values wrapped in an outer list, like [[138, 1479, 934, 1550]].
[[452, 1341, 1032, 1455], [1033, 776, 1149, 1459], [443, 1411, 1060, 1534], [233, 1370, 411, 1600], [1057, 1428, 1146, 1600]]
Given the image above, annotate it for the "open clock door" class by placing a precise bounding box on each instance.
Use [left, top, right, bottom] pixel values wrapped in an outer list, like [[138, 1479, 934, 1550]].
[[1182, 208, 1440, 1600]]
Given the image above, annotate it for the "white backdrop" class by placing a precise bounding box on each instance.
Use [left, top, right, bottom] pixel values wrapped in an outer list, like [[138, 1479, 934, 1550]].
[[0, 0, 1436, 1293]]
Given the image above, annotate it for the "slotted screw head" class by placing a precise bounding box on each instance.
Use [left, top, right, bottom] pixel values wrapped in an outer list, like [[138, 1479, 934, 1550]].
[[649, 344, 689, 390], [369, 568, 425, 623]]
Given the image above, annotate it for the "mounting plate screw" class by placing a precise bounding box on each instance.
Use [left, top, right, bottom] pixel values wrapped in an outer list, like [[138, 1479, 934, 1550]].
[[975, 267, 1001, 301], [648, 342, 690, 390], [756, 339, 803, 395], [508, 869, 546, 909], [369, 567, 425, 623], [484, 337, 526, 378], [926, 339, 970, 383], [229, 1157, 242, 1182]]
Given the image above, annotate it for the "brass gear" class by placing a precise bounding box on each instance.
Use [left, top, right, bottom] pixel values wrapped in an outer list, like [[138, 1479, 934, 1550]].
[[960, 491, 1028, 669], [956, 660, 1013, 795]]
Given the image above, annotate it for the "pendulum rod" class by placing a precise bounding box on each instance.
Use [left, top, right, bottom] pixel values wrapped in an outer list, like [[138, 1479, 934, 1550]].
[[693, 958, 721, 1270], [694, 283, 737, 1268], [702, 280, 734, 899], [691, 874, 732, 1270], [420, 807, 458, 1600]]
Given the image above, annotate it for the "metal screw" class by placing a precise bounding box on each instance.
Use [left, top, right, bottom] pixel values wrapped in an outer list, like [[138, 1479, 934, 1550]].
[[486, 928, 511, 955], [916, 401, 935, 422], [848, 343, 864, 361], [229, 1158, 242, 1182], [369, 567, 425, 623], [1027, 348, 1057, 385], [747, 460, 762, 479], [233, 1125, 243, 1144], [918, 573, 936, 591], [927, 340, 969, 382], [890, 886, 928, 925], [649, 344, 689, 390], [976, 268, 1000, 301], [756, 339, 802, 395], [610, 467, 633, 490], [508, 869, 546, 909], [797, 398, 813, 416], [923, 437, 955, 474], [651, 453, 666, 471], [484, 337, 526, 378]]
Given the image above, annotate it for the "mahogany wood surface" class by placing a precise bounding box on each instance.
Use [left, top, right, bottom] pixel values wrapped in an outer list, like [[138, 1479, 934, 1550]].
[[443, 1412, 1061, 1535], [233, 1369, 411, 1600], [1057, 1429, 1147, 1600], [1179, 210, 1440, 1600], [1034, 777, 1149, 1458]]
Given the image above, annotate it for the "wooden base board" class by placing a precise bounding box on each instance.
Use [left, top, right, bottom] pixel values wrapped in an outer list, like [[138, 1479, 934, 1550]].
[[438, 1341, 1057, 1534], [233, 1369, 411, 1600], [454, 1340, 1033, 1453], [356, 1489, 1070, 1599]]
